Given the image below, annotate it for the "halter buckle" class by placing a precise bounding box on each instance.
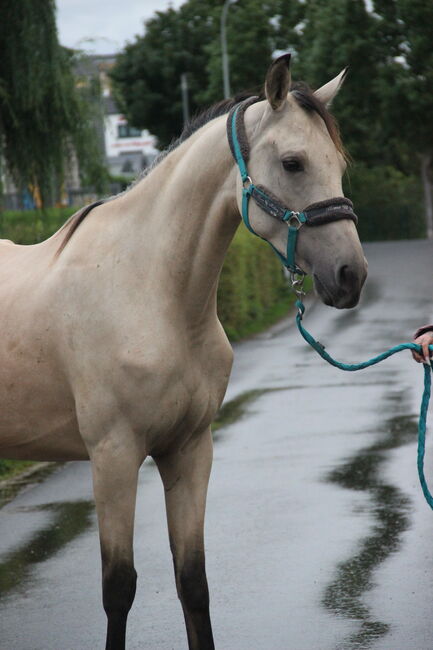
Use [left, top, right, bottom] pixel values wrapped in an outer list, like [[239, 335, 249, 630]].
[[285, 211, 303, 230], [283, 210, 306, 230]]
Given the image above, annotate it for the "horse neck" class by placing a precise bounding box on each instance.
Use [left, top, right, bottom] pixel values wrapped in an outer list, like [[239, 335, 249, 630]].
[[118, 116, 242, 324]]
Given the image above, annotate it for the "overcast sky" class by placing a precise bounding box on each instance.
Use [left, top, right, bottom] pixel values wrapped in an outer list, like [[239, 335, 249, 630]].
[[56, 0, 185, 54]]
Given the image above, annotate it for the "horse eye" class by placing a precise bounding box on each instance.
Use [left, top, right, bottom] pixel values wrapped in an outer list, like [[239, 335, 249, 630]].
[[282, 158, 303, 173]]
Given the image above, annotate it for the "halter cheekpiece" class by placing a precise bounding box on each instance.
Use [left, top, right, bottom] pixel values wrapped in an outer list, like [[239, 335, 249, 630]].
[[226, 97, 358, 274]]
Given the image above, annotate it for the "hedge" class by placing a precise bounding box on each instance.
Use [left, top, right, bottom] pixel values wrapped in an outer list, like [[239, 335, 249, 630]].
[[344, 164, 425, 241], [217, 227, 296, 340]]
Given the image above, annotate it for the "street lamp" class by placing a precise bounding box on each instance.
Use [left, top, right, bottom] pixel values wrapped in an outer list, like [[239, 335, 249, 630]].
[[221, 0, 237, 99], [180, 73, 190, 125]]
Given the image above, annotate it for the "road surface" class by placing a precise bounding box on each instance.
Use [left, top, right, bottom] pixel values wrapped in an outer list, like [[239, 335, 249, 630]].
[[1, 239, 433, 650]]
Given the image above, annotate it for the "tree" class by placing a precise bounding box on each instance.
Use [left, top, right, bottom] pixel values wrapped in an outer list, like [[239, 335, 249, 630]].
[[293, 0, 385, 163], [110, 0, 302, 148], [200, 0, 301, 105], [372, 0, 433, 238], [110, 0, 429, 239], [0, 0, 107, 206], [110, 0, 218, 148]]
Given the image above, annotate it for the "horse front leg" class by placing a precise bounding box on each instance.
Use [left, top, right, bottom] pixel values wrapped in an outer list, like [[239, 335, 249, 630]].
[[155, 428, 215, 650], [89, 436, 141, 650]]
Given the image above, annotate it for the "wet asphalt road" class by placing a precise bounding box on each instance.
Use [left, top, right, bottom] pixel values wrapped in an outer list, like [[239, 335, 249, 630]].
[[1, 239, 433, 650]]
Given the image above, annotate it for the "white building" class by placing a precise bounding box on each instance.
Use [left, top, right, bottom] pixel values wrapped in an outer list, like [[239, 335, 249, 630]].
[[95, 56, 158, 178], [103, 95, 158, 177]]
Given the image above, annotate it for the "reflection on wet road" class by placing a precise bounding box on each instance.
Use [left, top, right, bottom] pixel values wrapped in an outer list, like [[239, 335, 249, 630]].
[[0, 500, 94, 599], [323, 396, 415, 649], [1, 240, 433, 650]]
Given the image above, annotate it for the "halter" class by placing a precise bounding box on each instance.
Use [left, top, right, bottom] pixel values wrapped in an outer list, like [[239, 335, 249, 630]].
[[227, 97, 358, 275]]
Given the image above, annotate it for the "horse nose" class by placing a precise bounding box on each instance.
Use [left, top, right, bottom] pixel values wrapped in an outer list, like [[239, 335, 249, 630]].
[[337, 264, 357, 292], [336, 258, 367, 300]]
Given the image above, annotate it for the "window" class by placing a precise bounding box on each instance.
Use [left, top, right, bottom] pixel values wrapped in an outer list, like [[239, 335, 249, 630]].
[[117, 124, 142, 138]]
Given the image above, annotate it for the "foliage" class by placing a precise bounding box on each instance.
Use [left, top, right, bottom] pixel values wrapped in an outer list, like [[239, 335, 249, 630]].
[[200, 0, 300, 106], [344, 164, 424, 241], [110, 0, 302, 148], [0, 1, 107, 206], [0, 207, 76, 244], [370, 0, 433, 234], [293, 0, 384, 163], [218, 227, 297, 340], [0, 459, 34, 481], [110, 0, 218, 148], [109, 0, 432, 239], [372, 0, 433, 159], [70, 58, 110, 194]]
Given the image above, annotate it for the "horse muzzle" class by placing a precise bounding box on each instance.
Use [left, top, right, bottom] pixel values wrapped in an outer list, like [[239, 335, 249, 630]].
[[313, 256, 368, 309]]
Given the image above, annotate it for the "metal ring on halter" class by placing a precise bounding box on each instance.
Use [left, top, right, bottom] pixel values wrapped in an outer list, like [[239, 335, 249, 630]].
[[242, 176, 253, 188], [287, 212, 304, 230]]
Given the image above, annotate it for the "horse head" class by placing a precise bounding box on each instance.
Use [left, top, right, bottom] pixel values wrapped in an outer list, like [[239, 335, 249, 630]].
[[235, 54, 367, 309]]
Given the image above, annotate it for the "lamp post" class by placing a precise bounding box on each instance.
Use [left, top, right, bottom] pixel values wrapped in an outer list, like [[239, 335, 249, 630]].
[[180, 73, 190, 125], [221, 0, 236, 99]]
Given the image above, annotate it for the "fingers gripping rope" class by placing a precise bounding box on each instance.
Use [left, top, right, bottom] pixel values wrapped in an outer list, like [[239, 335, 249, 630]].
[[295, 299, 433, 511]]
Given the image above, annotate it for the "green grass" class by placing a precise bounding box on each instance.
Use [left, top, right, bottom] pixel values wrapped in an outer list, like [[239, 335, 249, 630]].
[[0, 207, 76, 244], [0, 459, 35, 481]]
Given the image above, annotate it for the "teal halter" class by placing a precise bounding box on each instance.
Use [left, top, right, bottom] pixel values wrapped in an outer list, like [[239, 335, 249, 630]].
[[227, 97, 358, 275]]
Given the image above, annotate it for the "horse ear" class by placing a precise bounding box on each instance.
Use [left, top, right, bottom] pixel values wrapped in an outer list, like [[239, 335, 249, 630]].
[[314, 68, 348, 106], [265, 53, 292, 111]]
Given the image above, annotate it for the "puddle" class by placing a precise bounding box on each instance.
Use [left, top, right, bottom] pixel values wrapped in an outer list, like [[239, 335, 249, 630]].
[[0, 500, 94, 599], [213, 389, 267, 437], [322, 392, 416, 649], [213, 381, 392, 439], [212, 386, 304, 440]]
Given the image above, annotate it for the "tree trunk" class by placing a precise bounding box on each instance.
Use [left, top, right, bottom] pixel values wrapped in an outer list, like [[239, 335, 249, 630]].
[[420, 153, 433, 240]]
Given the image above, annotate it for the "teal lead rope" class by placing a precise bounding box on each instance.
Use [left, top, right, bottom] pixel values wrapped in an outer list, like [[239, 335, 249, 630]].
[[295, 298, 433, 510]]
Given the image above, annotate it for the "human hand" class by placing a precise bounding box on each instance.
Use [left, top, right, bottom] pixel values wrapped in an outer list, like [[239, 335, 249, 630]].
[[412, 331, 433, 364]]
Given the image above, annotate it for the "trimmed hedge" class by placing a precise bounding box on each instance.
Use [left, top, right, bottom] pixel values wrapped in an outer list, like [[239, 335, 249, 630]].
[[218, 227, 295, 340]]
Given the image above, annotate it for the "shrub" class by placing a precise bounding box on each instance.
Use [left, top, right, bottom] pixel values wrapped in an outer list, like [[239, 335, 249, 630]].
[[218, 228, 295, 340], [344, 164, 424, 241]]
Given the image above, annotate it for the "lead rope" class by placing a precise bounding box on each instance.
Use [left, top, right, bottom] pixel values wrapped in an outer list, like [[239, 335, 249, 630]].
[[292, 279, 433, 510]]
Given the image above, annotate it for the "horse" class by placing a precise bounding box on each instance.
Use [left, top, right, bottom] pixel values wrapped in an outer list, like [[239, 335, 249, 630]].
[[0, 54, 367, 649]]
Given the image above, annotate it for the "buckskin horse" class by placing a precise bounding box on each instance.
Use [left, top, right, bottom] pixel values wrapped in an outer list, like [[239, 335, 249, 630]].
[[0, 54, 367, 649]]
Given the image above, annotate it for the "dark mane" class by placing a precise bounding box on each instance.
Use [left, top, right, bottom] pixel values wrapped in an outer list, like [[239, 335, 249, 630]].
[[178, 92, 260, 146], [57, 84, 345, 254]]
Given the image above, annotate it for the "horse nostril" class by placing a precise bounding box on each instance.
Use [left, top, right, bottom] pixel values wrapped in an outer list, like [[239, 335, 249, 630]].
[[337, 264, 355, 290]]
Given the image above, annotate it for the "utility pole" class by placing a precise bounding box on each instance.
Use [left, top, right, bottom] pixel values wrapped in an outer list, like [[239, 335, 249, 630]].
[[181, 73, 190, 125], [221, 0, 236, 99]]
